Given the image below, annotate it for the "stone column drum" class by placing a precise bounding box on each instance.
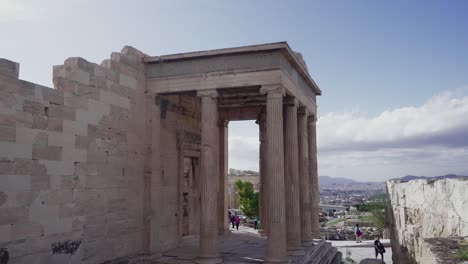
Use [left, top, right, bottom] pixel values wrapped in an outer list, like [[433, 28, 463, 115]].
[[308, 115, 320, 239], [298, 108, 313, 244], [283, 98, 304, 255], [261, 85, 288, 263], [196, 90, 223, 264]]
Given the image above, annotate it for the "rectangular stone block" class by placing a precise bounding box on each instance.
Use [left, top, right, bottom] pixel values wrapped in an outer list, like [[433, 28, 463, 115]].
[[32, 144, 62, 160], [75, 135, 91, 149], [0, 58, 19, 78], [0, 142, 32, 159], [23, 100, 45, 115], [42, 87, 64, 105], [32, 114, 48, 130], [29, 204, 59, 221], [47, 117, 63, 132], [0, 113, 15, 126], [100, 90, 130, 109], [47, 104, 76, 121], [64, 94, 88, 110], [30, 162, 50, 190], [0, 174, 30, 191], [0, 224, 12, 242], [63, 120, 87, 136], [11, 222, 43, 240], [40, 160, 74, 175], [0, 159, 13, 174], [0, 124, 15, 142], [119, 73, 137, 89], [0, 206, 28, 225], [13, 158, 35, 175], [14, 111, 33, 128], [62, 147, 86, 162]]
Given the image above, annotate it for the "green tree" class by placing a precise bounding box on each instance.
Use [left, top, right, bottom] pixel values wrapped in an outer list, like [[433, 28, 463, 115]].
[[354, 193, 390, 230], [234, 180, 259, 217]]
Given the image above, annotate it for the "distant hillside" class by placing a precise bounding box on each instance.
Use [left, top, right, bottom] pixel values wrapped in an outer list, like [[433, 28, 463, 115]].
[[399, 174, 468, 181], [319, 176, 358, 184]]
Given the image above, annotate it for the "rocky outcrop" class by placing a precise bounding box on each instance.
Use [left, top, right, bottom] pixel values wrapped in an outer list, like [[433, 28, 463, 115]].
[[387, 178, 468, 263]]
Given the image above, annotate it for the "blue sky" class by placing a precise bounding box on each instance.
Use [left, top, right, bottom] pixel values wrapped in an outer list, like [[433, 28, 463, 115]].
[[1, 0, 468, 181]]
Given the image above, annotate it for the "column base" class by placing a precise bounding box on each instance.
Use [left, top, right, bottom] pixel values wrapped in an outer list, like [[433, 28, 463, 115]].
[[287, 247, 305, 256], [194, 256, 223, 264], [264, 256, 289, 264], [311, 232, 321, 239]]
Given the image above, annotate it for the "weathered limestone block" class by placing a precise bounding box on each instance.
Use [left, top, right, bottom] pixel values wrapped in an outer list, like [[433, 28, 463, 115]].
[[47, 104, 76, 120], [0, 124, 15, 142], [387, 178, 468, 263], [32, 144, 62, 160], [0, 58, 20, 78]]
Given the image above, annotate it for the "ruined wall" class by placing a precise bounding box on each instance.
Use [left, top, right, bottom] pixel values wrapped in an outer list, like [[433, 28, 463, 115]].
[[387, 178, 468, 263], [0, 47, 151, 263]]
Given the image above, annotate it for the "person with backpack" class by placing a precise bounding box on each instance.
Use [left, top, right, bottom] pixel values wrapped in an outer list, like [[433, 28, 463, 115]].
[[234, 214, 240, 230], [355, 224, 362, 243], [374, 238, 386, 261]]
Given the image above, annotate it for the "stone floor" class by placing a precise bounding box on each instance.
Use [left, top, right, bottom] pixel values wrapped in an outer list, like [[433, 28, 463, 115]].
[[153, 226, 323, 263], [330, 239, 392, 264]]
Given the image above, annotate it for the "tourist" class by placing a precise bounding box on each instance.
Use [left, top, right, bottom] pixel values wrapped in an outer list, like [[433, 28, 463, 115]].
[[228, 211, 233, 228], [234, 214, 240, 230], [374, 238, 386, 261], [354, 224, 362, 243], [253, 215, 259, 230]]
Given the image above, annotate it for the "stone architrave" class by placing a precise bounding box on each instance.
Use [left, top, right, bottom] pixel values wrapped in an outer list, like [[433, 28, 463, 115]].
[[283, 98, 304, 255], [195, 90, 223, 264], [308, 115, 320, 238], [260, 85, 288, 263], [297, 108, 313, 244]]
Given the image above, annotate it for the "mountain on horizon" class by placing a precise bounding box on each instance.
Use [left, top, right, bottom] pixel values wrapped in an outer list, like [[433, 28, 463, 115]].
[[398, 174, 468, 181], [318, 176, 358, 184]]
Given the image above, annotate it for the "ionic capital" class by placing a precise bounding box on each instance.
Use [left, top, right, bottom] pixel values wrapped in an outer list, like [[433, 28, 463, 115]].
[[197, 89, 219, 99], [297, 106, 309, 116], [283, 97, 298, 107], [307, 114, 317, 123], [259, 84, 285, 98]]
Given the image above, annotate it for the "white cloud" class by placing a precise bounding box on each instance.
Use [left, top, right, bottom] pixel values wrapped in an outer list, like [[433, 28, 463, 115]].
[[228, 89, 468, 181], [317, 90, 468, 152]]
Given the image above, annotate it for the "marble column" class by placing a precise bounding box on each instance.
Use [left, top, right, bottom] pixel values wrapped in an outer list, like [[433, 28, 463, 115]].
[[283, 98, 304, 255], [308, 115, 320, 239], [298, 108, 313, 245], [261, 85, 287, 263], [256, 112, 267, 236], [218, 120, 229, 234], [196, 90, 222, 264]]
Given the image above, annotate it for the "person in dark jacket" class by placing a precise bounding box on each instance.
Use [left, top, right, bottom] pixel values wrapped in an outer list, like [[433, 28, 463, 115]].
[[374, 238, 386, 261]]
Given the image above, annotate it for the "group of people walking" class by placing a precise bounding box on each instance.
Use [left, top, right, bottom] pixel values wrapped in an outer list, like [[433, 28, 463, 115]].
[[355, 224, 386, 262], [228, 211, 241, 230]]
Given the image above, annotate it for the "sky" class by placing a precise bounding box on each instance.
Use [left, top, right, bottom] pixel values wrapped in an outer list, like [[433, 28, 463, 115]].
[[1, 0, 468, 181]]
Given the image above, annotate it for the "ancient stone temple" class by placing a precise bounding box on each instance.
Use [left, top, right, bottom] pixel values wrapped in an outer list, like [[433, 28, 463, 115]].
[[0, 42, 338, 263]]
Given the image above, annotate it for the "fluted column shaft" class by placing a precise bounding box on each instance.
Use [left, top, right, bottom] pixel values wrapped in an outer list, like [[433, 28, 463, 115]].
[[263, 86, 287, 263], [298, 109, 313, 243], [257, 114, 267, 235], [197, 91, 222, 263], [308, 116, 320, 238], [283, 99, 304, 255], [218, 120, 229, 234]]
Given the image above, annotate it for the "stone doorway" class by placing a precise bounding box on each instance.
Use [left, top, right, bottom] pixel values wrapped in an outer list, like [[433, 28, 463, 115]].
[[181, 156, 200, 236]]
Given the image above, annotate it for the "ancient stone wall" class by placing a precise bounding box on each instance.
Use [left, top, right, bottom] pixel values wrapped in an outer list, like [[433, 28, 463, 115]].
[[0, 46, 151, 263], [387, 178, 468, 263]]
